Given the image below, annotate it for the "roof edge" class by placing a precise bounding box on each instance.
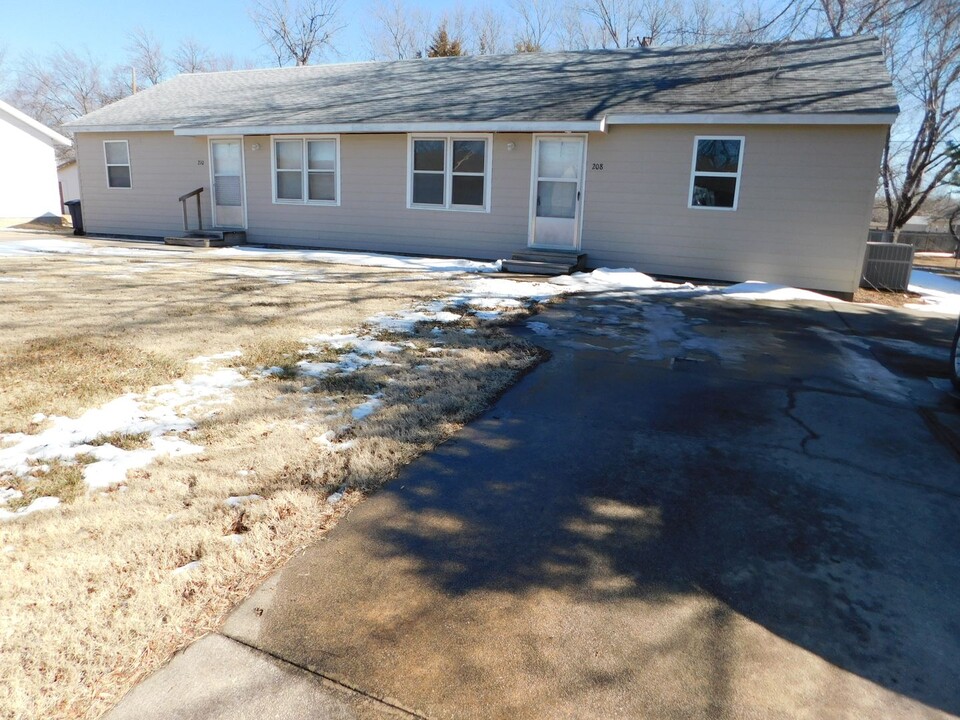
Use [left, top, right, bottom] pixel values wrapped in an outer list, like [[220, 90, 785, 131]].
[[606, 111, 899, 126], [172, 120, 606, 136], [0, 100, 72, 146]]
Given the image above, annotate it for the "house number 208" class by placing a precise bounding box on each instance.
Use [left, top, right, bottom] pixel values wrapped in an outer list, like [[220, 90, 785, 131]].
[[592, 163, 604, 170]]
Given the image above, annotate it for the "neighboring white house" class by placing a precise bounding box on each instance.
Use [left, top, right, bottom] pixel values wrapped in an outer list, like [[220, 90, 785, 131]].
[[58, 160, 81, 209], [0, 100, 72, 227]]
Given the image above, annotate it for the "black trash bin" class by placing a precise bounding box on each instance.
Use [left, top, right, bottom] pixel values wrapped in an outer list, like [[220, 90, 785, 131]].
[[64, 200, 84, 236]]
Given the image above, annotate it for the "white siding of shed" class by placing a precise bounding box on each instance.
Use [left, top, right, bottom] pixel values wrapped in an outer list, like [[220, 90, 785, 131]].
[[0, 116, 63, 225]]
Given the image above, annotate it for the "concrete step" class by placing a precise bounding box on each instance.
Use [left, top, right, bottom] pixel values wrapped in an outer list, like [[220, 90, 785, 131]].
[[164, 230, 246, 248], [501, 259, 579, 275]]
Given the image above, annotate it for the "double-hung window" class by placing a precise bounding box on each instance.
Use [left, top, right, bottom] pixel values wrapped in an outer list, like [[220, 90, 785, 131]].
[[689, 136, 744, 210], [273, 136, 339, 205], [104, 140, 131, 188], [409, 135, 490, 211]]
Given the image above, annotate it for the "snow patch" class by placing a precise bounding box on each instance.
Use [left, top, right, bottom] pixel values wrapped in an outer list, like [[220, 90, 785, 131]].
[[0, 496, 60, 522], [906, 270, 960, 315], [351, 394, 383, 421], [213, 246, 500, 273], [0, 369, 249, 492], [719, 281, 841, 303], [225, 494, 263, 508]]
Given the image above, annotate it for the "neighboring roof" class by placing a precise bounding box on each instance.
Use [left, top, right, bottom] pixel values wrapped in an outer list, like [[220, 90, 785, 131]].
[[0, 100, 72, 146], [66, 35, 898, 135]]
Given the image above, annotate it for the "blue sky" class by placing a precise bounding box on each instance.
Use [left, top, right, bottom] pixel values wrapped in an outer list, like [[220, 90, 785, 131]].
[[2, 0, 486, 69]]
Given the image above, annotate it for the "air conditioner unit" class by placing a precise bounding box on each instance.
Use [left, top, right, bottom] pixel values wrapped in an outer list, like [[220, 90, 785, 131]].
[[861, 241, 915, 292]]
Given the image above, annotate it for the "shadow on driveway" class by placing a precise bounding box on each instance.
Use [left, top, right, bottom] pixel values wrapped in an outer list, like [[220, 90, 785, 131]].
[[224, 294, 960, 719]]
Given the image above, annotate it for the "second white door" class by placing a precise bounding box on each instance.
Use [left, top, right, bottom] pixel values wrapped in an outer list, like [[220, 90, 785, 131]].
[[530, 137, 585, 250]]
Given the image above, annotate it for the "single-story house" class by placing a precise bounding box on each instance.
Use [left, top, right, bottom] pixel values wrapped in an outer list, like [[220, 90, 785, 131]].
[[0, 100, 72, 227], [57, 159, 81, 210], [65, 36, 898, 296]]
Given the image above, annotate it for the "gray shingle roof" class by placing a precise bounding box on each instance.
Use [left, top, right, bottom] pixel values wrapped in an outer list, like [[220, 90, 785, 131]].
[[67, 36, 898, 132]]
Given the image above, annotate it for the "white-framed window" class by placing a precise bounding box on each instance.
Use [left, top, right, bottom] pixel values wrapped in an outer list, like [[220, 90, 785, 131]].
[[271, 136, 340, 205], [103, 140, 131, 189], [688, 136, 744, 210], [408, 135, 491, 212]]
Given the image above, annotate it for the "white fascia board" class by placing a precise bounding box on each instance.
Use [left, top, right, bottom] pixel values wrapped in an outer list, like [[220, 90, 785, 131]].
[[66, 124, 177, 134], [174, 120, 604, 136], [605, 112, 898, 126], [0, 100, 73, 146]]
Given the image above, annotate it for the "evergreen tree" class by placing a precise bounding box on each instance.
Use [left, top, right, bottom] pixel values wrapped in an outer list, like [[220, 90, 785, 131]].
[[427, 21, 465, 57]]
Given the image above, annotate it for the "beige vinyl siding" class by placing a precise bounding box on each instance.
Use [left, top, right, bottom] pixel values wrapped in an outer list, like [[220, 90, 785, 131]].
[[581, 125, 884, 294], [75, 131, 210, 236], [74, 125, 884, 294], [243, 133, 530, 259]]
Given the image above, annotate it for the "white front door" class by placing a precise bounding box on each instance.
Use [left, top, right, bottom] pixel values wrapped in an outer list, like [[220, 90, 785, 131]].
[[530, 136, 586, 250], [210, 139, 245, 228]]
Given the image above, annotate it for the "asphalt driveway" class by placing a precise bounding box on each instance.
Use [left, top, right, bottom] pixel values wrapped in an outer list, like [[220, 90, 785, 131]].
[[109, 290, 960, 720]]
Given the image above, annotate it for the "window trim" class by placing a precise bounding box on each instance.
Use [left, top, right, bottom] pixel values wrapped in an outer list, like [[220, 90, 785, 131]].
[[407, 134, 493, 213], [687, 135, 744, 212], [270, 135, 341, 207], [103, 140, 132, 189]]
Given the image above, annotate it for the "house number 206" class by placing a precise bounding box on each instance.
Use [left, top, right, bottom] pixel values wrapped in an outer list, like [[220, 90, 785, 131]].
[[197, 160, 205, 166], [592, 163, 604, 170]]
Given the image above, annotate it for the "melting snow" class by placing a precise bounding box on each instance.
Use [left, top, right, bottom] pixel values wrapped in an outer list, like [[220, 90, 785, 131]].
[[213, 245, 500, 273], [719, 282, 840, 303], [906, 270, 960, 315], [225, 494, 263, 508], [0, 368, 249, 494], [351, 394, 383, 421], [0, 496, 60, 522]]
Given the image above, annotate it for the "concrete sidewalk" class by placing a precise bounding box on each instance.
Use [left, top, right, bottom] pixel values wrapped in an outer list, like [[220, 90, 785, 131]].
[[107, 293, 960, 720]]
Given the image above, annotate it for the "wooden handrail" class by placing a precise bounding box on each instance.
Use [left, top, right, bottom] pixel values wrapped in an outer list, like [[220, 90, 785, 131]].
[[178, 187, 204, 202], [178, 187, 204, 232]]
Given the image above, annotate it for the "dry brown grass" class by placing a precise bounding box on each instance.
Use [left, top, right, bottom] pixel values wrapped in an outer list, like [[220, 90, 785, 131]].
[[0, 239, 543, 720]]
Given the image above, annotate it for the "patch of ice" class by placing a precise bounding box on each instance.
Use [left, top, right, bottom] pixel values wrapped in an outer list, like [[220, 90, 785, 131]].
[[225, 494, 263, 508], [474, 310, 502, 320], [810, 327, 912, 402], [2, 545, 14, 553], [0, 496, 60, 522], [526, 321, 559, 337], [30, 413, 46, 424], [213, 246, 501, 273], [222, 534, 245, 544], [326, 490, 345, 505], [351, 394, 383, 421]]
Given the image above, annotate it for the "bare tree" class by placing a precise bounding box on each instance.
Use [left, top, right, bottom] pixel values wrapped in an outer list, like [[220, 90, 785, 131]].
[[472, 5, 509, 55], [878, 0, 960, 231], [250, 0, 344, 66], [173, 38, 213, 74], [127, 27, 167, 86], [509, 0, 560, 52], [365, 0, 431, 60]]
